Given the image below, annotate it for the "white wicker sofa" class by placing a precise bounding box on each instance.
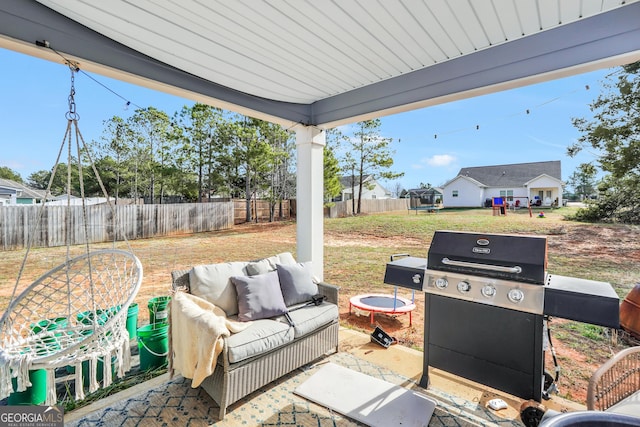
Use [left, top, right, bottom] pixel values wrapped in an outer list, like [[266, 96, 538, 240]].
[[170, 252, 339, 420]]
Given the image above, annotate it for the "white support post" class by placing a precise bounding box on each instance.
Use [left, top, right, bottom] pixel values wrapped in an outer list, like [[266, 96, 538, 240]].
[[295, 126, 326, 282]]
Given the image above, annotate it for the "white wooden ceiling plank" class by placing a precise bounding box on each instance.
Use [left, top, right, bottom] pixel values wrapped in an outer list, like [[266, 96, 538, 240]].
[[514, 0, 541, 34], [410, 0, 460, 59], [493, 0, 523, 39], [601, 0, 623, 10], [581, 0, 605, 17], [427, 0, 476, 54], [269, 1, 383, 86], [382, 1, 441, 65], [148, 2, 295, 70], [208, 0, 359, 89], [538, 0, 560, 28], [174, 0, 357, 94], [353, 0, 425, 71], [297, 0, 394, 84], [470, 0, 507, 45], [327, 0, 405, 77], [65, 1, 328, 101], [558, 0, 581, 24], [452, 0, 491, 50]]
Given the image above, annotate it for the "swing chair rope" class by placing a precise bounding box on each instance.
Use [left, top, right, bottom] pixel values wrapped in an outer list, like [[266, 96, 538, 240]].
[[9, 64, 135, 307], [0, 64, 143, 404], [9, 110, 74, 307]]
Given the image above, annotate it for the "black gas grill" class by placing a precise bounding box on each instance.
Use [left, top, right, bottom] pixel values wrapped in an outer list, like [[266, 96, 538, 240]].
[[384, 230, 620, 401]]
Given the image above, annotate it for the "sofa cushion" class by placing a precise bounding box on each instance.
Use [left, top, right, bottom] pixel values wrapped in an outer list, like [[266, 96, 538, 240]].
[[287, 302, 338, 338], [225, 318, 294, 363], [190, 261, 248, 317], [276, 262, 318, 306], [231, 271, 288, 322], [246, 252, 297, 276]]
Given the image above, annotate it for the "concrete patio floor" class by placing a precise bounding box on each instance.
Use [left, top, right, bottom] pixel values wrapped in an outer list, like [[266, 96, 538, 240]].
[[65, 327, 585, 425]]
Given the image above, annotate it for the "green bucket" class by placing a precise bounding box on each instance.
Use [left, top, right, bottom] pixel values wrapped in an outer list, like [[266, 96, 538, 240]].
[[126, 303, 139, 340], [81, 356, 117, 388], [31, 317, 68, 355], [137, 323, 169, 371], [8, 369, 47, 405], [77, 309, 109, 327], [148, 296, 171, 325]]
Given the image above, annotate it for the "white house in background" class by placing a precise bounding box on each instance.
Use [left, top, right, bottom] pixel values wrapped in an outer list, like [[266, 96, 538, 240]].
[[0, 178, 47, 205], [441, 161, 563, 208], [336, 175, 392, 201]]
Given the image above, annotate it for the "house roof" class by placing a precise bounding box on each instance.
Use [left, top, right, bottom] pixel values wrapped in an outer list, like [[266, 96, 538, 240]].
[[407, 188, 443, 197], [339, 175, 374, 189], [1, 1, 639, 128], [0, 178, 47, 200], [455, 161, 562, 187]]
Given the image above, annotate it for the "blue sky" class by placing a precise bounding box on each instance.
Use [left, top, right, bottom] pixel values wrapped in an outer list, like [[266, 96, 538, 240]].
[[1, 47, 610, 192]]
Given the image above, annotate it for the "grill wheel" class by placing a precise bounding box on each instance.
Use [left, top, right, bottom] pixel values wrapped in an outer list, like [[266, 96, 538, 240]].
[[519, 400, 547, 427]]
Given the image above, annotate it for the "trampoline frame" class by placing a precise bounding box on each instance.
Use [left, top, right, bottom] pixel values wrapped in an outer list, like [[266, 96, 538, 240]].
[[349, 290, 416, 326]]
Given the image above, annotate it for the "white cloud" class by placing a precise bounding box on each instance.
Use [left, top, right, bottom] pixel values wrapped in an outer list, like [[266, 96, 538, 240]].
[[425, 154, 456, 167]]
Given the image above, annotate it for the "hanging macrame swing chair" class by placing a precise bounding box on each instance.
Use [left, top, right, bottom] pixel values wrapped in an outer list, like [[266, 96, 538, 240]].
[[0, 64, 143, 405]]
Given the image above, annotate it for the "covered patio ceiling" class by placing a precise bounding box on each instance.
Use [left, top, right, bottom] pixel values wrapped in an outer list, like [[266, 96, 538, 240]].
[[2, 0, 640, 129]]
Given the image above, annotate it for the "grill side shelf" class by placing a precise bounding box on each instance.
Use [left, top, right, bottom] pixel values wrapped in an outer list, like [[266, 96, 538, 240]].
[[544, 275, 620, 328], [383, 257, 427, 291]]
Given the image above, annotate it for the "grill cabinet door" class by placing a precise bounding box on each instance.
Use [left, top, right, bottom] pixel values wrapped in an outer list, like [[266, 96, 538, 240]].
[[425, 294, 544, 400]]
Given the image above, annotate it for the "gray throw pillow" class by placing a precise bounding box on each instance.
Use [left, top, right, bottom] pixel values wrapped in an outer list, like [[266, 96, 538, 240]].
[[276, 262, 318, 306], [230, 271, 288, 322], [246, 258, 273, 276]]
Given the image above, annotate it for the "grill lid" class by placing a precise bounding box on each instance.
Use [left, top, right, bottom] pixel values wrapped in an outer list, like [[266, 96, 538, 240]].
[[427, 230, 547, 284]]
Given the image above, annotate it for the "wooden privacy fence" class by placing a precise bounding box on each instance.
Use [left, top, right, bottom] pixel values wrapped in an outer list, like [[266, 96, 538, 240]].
[[0, 202, 234, 250], [325, 198, 410, 218], [232, 199, 292, 224]]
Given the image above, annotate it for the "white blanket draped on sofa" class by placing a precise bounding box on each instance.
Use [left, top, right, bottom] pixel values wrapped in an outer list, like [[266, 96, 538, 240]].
[[169, 290, 250, 387]]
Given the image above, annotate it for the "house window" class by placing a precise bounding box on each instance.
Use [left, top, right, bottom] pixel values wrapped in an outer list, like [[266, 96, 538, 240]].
[[500, 190, 514, 201], [372, 195, 377, 199], [546, 190, 552, 199], [452, 190, 458, 197]]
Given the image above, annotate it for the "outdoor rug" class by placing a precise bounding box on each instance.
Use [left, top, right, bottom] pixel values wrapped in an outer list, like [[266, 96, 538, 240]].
[[65, 352, 522, 426]]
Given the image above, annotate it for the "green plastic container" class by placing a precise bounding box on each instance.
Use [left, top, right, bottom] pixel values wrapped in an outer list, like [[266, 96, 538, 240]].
[[126, 303, 139, 340], [148, 296, 171, 325], [8, 369, 47, 405], [81, 356, 117, 388], [31, 317, 68, 355], [137, 323, 169, 371], [77, 309, 109, 327]]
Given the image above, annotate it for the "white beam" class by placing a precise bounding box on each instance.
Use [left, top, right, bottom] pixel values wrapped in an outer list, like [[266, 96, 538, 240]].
[[294, 126, 326, 281]]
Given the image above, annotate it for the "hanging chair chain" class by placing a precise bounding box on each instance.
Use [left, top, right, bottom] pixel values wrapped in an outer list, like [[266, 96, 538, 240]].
[[66, 63, 80, 121]]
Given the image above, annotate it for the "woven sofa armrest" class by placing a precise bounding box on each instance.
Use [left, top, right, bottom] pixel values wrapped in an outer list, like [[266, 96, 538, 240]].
[[587, 346, 640, 411], [317, 282, 340, 305], [171, 269, 191, 293]]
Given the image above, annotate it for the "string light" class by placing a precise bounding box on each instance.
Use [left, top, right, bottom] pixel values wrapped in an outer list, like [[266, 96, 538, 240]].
[[428, 83, 593, 140]]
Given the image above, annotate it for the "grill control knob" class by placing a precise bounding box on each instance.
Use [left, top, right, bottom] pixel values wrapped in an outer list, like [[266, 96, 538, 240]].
[[457, 281, 471, 293], [508, 288, 525, 303], [481, 284, 496, 298], [435, 278, 448, 289]]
